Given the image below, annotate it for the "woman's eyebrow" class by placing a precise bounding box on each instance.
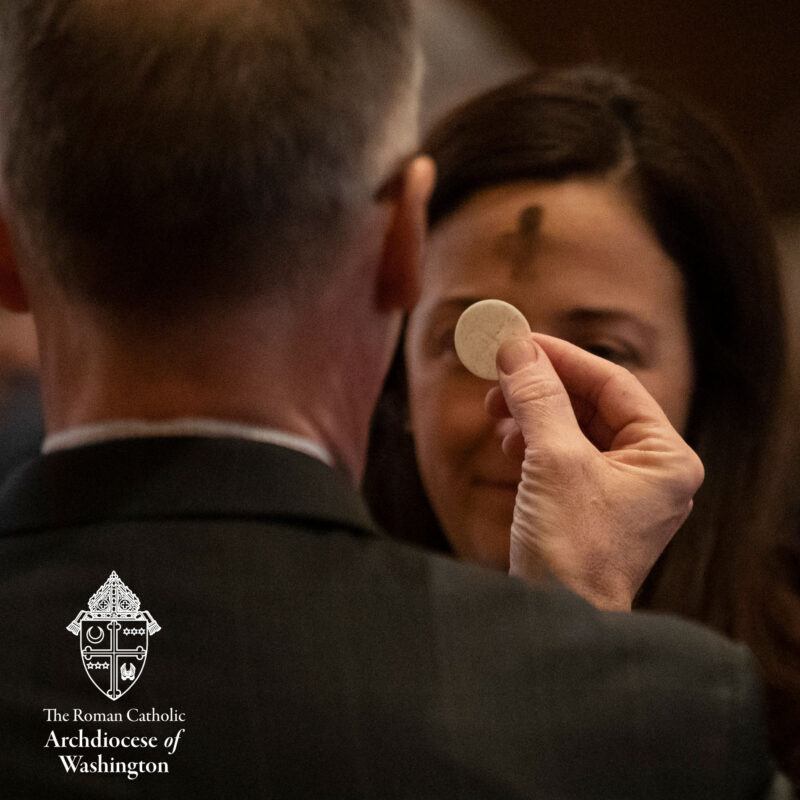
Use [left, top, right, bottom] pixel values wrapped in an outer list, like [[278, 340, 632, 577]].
[[427, 297, 484, 322], [560, 307, 659, 341]]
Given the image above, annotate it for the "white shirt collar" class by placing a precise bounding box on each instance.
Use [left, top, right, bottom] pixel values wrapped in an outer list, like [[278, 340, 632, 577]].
[[41, 418, 333, 466]]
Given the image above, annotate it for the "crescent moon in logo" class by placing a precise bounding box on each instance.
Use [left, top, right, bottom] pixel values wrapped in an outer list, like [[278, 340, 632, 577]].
[[86, 625, 104, 644]]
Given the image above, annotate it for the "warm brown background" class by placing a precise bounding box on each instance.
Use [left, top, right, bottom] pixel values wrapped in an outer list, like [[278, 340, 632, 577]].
[[473, 0, 800, 216], [419, 0, 800, 215]]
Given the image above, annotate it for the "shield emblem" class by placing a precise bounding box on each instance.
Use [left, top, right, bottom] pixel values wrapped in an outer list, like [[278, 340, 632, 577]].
[[80, 617, 149, 700], [68, 571, 159, 701]]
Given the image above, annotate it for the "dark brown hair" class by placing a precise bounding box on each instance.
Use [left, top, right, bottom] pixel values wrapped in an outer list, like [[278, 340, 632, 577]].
[[365, 68, 796, 768], [0, 0, 416, 318]]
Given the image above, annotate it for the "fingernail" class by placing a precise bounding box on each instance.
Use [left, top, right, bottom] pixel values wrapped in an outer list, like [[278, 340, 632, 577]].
[[497, 336, 538, 375]]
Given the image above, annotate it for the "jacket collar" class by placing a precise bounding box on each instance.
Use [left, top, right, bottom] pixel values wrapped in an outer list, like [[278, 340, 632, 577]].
[[0, 436, 378, 537]]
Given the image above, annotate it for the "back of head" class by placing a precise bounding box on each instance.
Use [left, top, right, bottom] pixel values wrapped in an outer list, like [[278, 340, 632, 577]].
[[0, 0, 418, 320]]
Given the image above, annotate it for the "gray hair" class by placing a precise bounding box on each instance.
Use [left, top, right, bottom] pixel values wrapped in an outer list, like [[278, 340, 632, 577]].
[[0, 0, 419, 317]]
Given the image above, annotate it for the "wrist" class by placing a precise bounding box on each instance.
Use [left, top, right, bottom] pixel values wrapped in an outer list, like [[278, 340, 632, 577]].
[[509, 539, 633, 611]]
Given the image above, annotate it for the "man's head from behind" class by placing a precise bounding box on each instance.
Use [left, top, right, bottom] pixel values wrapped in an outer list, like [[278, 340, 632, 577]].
[[0, 0, 421, 320]]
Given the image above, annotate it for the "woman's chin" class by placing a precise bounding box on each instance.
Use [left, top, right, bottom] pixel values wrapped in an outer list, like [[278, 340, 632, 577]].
[[454, 526, 511, 572]]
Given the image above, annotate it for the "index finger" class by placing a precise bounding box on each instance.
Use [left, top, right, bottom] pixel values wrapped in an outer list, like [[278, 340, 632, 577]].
[[529, 333, 674, 449]]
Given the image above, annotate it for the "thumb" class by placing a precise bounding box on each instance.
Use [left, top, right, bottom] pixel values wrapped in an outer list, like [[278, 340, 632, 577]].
[[496, 336, 582, 453]]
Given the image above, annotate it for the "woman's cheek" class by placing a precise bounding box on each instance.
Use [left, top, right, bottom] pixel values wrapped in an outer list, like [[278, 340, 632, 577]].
[[410, 372, 483, 469]]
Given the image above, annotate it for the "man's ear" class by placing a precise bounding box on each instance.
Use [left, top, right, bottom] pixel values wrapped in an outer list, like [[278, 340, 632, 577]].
[[375, 155, 436, 313], [0, 214, 30, 313]]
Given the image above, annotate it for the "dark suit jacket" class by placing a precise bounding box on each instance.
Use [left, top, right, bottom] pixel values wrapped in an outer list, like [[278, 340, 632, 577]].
[[0, 437, 781, 798]]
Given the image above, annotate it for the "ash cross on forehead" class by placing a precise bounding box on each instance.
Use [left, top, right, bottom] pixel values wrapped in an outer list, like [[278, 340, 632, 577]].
[[494, 204, 543, 279]]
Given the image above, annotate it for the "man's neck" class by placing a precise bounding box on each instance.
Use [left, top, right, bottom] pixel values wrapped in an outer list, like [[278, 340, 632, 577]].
[[35, 308, 387, 483]]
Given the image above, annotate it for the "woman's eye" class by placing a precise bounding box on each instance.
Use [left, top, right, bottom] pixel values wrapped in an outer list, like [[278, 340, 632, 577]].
[[423, 328, 458, 359], [582, 343, 636, 366]]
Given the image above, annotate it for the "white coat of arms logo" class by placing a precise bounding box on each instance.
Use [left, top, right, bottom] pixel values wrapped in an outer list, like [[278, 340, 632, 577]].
[[67, 571, 160, 701]]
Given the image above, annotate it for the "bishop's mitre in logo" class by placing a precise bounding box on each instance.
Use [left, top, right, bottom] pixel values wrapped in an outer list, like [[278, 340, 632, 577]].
[[67, 571, 160, 701]]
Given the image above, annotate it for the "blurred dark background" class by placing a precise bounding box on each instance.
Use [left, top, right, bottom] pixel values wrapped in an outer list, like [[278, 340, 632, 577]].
[[473, 0, 800, 216]]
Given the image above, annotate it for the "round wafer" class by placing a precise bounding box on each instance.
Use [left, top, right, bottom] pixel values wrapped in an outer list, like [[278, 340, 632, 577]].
[[454, 299, 531, 380]]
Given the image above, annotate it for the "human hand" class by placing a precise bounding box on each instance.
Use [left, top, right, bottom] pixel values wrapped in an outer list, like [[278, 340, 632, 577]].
[[486, 333, 704, 611]]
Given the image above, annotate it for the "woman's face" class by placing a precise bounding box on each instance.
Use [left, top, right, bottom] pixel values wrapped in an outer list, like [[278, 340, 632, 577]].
[[405, 179, 695, 569]]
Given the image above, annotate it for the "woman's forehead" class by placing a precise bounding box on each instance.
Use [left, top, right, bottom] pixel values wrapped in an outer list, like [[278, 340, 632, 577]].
[[419, 179, 687, 322]]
